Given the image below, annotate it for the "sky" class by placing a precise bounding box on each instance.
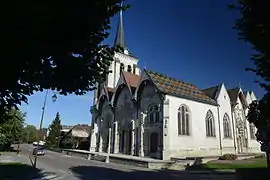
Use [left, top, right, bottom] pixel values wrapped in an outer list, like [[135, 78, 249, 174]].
[[20, 0, 266, 128]]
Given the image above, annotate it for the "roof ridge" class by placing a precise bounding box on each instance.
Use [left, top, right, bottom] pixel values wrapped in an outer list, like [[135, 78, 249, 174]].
[[146, 69, 196, 88]]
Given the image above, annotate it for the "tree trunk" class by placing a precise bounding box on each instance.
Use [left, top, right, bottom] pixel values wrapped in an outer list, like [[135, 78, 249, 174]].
[[267, 152, 270, 169]]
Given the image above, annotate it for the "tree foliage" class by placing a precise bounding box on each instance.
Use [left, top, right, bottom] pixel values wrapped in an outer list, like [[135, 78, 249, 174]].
[[0, 108, 25, 150], [231, 0, 270, 91], [46, 112, 62, 148], [1, 0, 128, 111], [247, 93, 270, 144], [21, 125, 39, 143]]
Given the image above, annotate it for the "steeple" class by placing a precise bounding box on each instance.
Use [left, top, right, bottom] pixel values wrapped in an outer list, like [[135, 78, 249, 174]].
[[114, 2, 129, 55]]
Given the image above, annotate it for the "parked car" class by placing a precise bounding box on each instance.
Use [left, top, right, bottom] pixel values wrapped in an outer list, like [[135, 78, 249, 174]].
[[33, 146, 45, 156]]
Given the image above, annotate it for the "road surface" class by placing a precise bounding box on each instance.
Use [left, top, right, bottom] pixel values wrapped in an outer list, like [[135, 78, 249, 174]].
[[19, 144, 236, 180]]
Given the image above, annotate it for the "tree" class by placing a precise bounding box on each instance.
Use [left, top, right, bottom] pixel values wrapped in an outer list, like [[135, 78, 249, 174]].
[[230, 0, 270, 91], [0, 108, 25, 151], [0, 1, 129, 112], [46, 112, 62, 148], [21, 125, 39, 143], [231, 0, 270, 168], [247, 94, 270, 168]]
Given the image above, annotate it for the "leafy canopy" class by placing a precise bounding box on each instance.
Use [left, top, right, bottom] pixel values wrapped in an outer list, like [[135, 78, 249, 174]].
[[1, 0, 128, 110], [0, 108, 25, 147], [21, 125, 39, 143], [231, 0, 270, 91]]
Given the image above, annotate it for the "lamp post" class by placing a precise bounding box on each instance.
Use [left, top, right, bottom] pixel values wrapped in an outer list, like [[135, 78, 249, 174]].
[[33, 90, 57, 168]]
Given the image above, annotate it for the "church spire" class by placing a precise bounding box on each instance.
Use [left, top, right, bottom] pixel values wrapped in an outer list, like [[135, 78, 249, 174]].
[[114, 1, 129, 54]]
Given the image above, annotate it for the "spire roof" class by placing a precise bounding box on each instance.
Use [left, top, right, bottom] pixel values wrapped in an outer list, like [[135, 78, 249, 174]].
[[113, 2, 131, 55], [114, 8, 125, 48]]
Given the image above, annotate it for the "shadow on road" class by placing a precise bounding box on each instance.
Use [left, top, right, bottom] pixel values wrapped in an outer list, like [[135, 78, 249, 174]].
[[69, 165, 238, 180], [0, 163, 50, 180]]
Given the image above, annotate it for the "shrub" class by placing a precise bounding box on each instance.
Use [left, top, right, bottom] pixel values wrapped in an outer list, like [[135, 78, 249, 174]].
[[219, 153, 237, 160], [254, 154, 266, 159]]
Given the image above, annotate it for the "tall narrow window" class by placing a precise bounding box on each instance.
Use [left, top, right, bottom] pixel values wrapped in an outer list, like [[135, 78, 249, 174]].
[[178, 105, 190, 135], [249, 123, 256, 139], [148, 105, 159, 124], [223, 113, 231, 138], [205, 110, 216, 137]]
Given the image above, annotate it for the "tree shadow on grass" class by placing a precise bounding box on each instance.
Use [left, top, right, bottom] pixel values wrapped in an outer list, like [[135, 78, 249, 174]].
[[185, 164, 270, 180], [69, 164, 237, 180], [0, 163, 56, 180]]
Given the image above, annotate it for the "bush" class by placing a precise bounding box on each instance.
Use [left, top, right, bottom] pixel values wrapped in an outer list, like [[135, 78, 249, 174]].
[[219, 153, 237, 160], [254, 154, 266, 159]]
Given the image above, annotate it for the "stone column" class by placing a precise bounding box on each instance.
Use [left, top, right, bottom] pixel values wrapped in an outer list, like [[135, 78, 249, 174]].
[[107, 128, 112, 153], [131, 120, 135, 155], [89, 122, 97, 151], [114, 121, 119, 153], [98, 132, 103, 152], [162, 99, 170, 160], [139, 113, 145, 157]]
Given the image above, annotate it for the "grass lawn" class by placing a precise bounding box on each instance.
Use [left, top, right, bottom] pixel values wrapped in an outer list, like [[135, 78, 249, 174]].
[[0, 162, 41, 180], [187, 158, 267, 170], [204, 158, 267, 169]]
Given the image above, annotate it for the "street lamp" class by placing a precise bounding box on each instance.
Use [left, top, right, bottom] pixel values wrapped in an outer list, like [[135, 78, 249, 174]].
[[33, 90, 57, 168]]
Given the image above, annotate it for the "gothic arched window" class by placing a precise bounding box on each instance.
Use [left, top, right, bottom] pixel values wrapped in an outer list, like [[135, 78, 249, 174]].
[[205, 110, 216, 137], [178, 105, 190, 135], [223, 113, 231, 138], [148, 105, 159, 124], [249, 123, 256, 139]]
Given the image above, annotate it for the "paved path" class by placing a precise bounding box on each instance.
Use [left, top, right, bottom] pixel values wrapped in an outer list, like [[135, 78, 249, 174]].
[[17, 144, 237, 180]]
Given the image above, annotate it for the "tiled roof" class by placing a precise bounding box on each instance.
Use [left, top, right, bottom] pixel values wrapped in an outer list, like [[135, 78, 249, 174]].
[[202, 85, 221, 99], [123, 72, 140, 88], [146, 70, 218, 106]]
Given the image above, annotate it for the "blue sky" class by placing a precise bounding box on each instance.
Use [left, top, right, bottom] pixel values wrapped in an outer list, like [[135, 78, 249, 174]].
[[20, 0, 265, 128]]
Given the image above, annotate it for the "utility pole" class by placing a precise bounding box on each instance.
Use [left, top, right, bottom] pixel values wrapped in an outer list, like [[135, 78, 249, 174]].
[[33, 90, 57, 168]]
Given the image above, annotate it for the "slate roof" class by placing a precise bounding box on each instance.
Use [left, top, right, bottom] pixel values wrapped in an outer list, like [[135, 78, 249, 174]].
[[227, 88, 240, 104], [146, 70, 218, 106], [202, 85, 221, 99]]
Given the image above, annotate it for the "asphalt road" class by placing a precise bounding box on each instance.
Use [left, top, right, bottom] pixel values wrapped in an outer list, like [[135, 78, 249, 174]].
[[18, 144, 236, 180]]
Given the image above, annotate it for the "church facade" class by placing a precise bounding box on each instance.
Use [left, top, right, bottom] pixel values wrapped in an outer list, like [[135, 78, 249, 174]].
[[89, 10, 260, 160]]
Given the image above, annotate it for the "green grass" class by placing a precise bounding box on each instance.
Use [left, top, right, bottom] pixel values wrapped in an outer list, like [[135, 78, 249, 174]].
[[0, 162, 41, 180], [188, 158, 267, 170]]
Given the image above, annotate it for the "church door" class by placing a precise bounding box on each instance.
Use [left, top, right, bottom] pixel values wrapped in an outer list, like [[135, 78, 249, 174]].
[[150, 132, 158, 153]]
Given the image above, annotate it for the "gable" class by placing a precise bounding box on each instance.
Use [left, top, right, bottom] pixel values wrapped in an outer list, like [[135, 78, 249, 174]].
[[202, 85, 221, 99]]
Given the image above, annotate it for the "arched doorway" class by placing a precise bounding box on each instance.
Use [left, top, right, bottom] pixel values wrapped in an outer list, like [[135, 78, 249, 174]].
[[150, 132, 158, 153]]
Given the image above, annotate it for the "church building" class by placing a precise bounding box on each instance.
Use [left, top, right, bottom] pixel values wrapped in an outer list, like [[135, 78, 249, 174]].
[[89, 9, 260, 160]]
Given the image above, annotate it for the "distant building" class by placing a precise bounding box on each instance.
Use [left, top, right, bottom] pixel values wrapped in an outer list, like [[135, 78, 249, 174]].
[[63, 124, 91, 149]]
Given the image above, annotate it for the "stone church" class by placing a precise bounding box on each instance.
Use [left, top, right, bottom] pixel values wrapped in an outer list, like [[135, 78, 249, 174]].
[[89, 9, 260, 160]]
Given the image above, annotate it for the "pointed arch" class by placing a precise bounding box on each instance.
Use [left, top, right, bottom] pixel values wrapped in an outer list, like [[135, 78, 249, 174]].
[[205, 110, 216, 137], [178, 105, 191, 135], [148, 105, 160, 124], [223, 113, 232, 138]]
